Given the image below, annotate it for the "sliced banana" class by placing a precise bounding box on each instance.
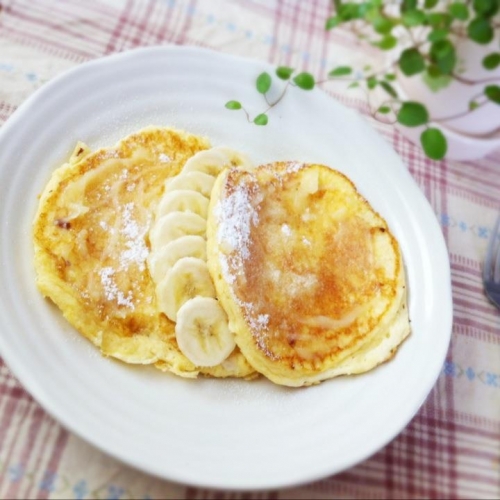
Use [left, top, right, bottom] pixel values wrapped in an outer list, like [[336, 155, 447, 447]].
[[182, 147, 253, 177], [146, 146, 254, 368], [156, 189, 209, 219], [164, 171, 215, 198], [214, 146, 254, 170], [182, 149, 230, 176], [175, 296, 236, 367], [149, 211, 206, 250], [156, 257, 216, 321], [147, 235, 207, 283]]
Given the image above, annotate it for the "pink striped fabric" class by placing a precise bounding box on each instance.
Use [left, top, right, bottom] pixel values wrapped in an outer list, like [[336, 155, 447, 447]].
[[0, 0, 499, 498]]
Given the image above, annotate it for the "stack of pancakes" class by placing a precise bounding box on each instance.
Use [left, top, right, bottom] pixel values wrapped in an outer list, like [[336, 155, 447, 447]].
[[33, 127, 410, 387]]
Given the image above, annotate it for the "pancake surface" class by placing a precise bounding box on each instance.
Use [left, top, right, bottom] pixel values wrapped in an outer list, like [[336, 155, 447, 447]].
[[33, 127, 254, 378], [207, 162, 410, 386]]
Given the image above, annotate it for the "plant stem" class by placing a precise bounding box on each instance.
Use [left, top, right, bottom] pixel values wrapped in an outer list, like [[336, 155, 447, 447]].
[[451, 73, 500, 85], [240, 106, 252, 123], [264, 80, 292, 111], [245, 80, 292, 122], [317, 56, 401, 86], [420, 53, 500, 86]]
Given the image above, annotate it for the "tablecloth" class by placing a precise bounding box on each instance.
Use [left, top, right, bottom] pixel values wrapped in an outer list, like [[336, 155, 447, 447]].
[[0, 0, 499, 498]]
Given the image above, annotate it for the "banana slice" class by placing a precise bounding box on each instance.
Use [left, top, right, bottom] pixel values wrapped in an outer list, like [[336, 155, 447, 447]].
[[214, 146, 254, 170], [182, 147, 253, 177], [175, 296, 236, 367], [164, 171, 215, 198], [149, 211, 206, 249], [147, 235, 207, 283], [156, 257, 216, 321], [156, 190, 210, 219], [182, 149, 230, 176]]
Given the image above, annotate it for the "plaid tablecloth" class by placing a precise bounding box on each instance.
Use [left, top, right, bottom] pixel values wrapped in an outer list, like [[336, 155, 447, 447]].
[[0, 1, 499, 498]]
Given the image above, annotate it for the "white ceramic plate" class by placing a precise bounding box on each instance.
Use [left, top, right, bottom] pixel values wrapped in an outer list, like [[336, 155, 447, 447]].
[[0, 46, 452, 490]]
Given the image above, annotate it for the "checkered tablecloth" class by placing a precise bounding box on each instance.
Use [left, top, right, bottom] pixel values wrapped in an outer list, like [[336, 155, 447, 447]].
[[0, 1, 499, 498]]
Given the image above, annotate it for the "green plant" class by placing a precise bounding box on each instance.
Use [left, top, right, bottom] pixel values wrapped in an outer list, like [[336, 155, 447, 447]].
[[226, 0, 500, 161]]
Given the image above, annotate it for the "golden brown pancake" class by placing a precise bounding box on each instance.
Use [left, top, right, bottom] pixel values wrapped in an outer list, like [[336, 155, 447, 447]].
[[33, 126, 255, 379], [207, 162, 410, 386]]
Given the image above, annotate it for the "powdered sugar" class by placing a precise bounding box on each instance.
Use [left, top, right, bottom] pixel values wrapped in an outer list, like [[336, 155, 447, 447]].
[[216, 178, 261, 294], [284, 161, 305, 174], [216, 182, 259, 260], [239, 300, 278, 360], [281, 223, 292, 236], [97, 200, 150, 310], [244, 307, 270, 333], [256, 313, 269, 328], [215, 178, 283, 358], [220, 255, 236, 285], [249, 311, 272, 354], [99, 266, 134, 309], [120, 202, 150, 272], [288, 272, 318, 297]]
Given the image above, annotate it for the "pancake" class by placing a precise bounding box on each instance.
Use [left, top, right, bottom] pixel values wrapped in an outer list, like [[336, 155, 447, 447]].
[[33, 126, 255, 379], [207, 162, 410, 386]]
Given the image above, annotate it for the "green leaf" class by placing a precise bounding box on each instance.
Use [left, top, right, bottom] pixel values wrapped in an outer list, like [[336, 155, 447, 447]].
[[357, 2, 371, 17], [426, 12, 453, 28], [468, 17, 494, 44], [378, 106, 391, 114], [399, 48, 425, 76], [254, 113, 269, 125], [422, 68, 453, 92], [293, 72, 315, 90], [427, 28, 450, 42], [483, 53, 500, 70], [485, 85, 500, 104], [375, 35, 398, 50], [397, 101, 429, 127], [325, 16, 340, 30], [430, 40, 455, 61], [448, 2, 469, 20], [339, 4, 358, 20], [421, 128, 447, 160], [256, 72, 272, 94], [385, 73, 396, 81], [328, 66, 353, 77], [427, 64, 442, 78], [367, 76, 378, 89], [430, 39, 457, 74], [380, 81, 398, 98], [402, 9, 426, 26], [424, 0, 439, 8], [402, 0, 417, 12], [469, 100, 480, 110], [276, 66, 294, 80], [373, 16, 394, 34], [348, 82, 360, 89], [473, 0, 498, 16], [225, 100, 242, 110], [338, 3, 368, 21], [364, 5, 380, 23]]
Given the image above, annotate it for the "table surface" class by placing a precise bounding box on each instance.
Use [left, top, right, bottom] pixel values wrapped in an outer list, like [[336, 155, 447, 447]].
[[0, 1, 499, 499]]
